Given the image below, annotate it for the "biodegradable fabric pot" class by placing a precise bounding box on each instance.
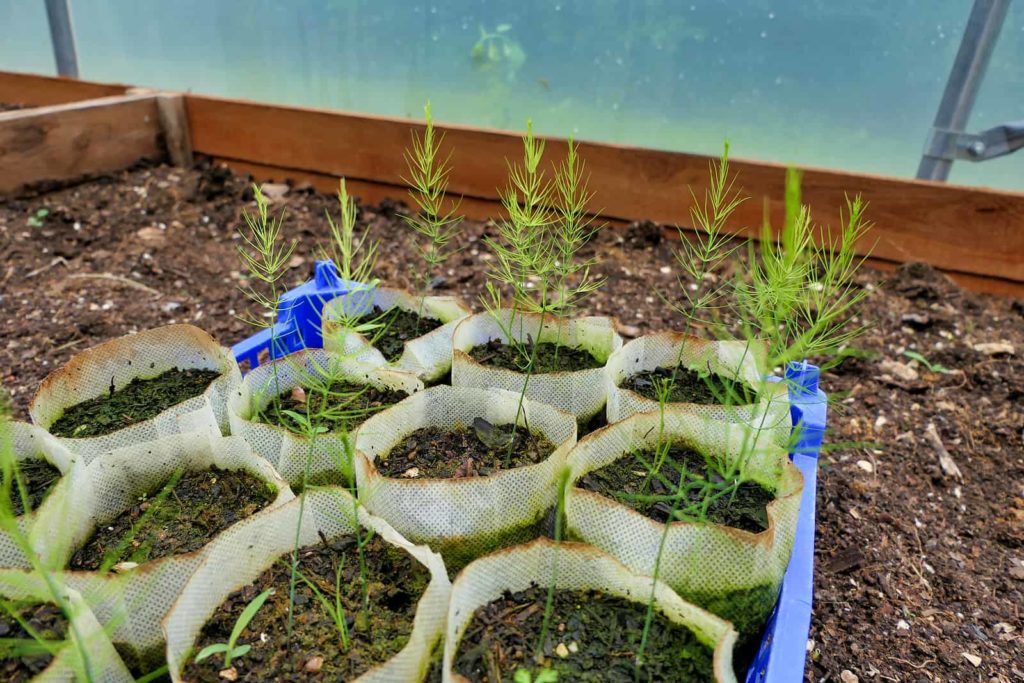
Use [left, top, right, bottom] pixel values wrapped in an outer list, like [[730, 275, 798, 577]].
[[29, 324, 240, 463], [323, 285, 471, 382], [442, 538, 738, 683], [451, 311, 623, 422], [605, 331, 791, 443], [0, 582, 133, 682], [564, 411, 803, 639], [163, 487, 450, 683], [0, 432, 293, 669], [0, 422, 82, 568], [354, 385, 577, 568], [227, 348, 424, 487]]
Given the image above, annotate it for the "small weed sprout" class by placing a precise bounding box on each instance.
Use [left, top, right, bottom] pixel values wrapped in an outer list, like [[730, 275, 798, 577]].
[[27, 208, 48, 228], [402, 101, 464, 330], [901, 350, 951, 374], [291, 561, 350, 650], [194, 588, 273, 668], [515, 666, 558, 683]]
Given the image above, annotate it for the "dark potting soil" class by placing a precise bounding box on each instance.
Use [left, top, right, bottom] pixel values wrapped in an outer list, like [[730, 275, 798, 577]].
[[6, 164, 1023, 679], [376, 421, 556, 478], [69, 467, 274, 571], [453, 585, 714, 682], [0, 602, 68, 683], [577, 445, 773, 533], [625, 365, 756, 405], [183, 533, 430, 682], [356, 306, 443, 362], [469, 339, 603, 373], [49, 368, 221, 438], [7, 458, 61, 516], [257, 379, 409, 435]]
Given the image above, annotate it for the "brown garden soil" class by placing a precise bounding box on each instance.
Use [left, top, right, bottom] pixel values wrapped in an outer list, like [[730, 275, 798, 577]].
[[0, 161, 1021, 679], [453, 584, 714, 682], [376, 421, 556, 478], [358, 306, 443, 361], [469, 339, 603, 373], [48, 367, 220, 438], [576, 445, 773, 533], [627, 365, 757, 405], [70, 467, 274, 571], [0, 602, 67, 683], [8, 457, 61, 516], [183, 534, 429, 682], [257, 378, 409, 434]]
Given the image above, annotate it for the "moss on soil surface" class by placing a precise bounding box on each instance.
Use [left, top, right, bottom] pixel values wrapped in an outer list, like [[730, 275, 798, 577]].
[[454, 585, 714, 682], [576, 445, 773, 533], [0, 601, 68, 683], [625, 365, 756, 405], [69, 467, 275, 571], [469, 339, 603, 373], [685, 582, 781, 664], [257, 379, 408, 435], [7, 458, 61, 516], [183, 533, 430, 682], [354, 306, 443, 362], [49, 368, 221, 438], [377, 423, 556, 479]]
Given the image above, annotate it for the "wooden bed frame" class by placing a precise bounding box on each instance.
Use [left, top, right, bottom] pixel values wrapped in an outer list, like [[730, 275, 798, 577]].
[[2, 70, 1021, 297]]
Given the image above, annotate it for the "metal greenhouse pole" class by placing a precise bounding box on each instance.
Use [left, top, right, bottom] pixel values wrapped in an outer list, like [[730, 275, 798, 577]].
[[44, 0, 80, 78], [917, 0, 1018, 181]]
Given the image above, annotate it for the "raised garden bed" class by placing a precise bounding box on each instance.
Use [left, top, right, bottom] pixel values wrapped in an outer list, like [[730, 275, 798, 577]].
[[0, 90, 1022, 680]]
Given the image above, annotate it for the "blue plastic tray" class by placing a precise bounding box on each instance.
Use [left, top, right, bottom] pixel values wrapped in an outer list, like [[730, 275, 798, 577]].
[[230, 260, 825, 682]]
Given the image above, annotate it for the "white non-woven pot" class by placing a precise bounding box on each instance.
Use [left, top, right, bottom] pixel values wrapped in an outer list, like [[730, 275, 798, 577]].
[[228, 348, 423, 486], [163, 487, 450, 683], [323, 285, 471, 383], [354, 385, 577, 568], [452, 311, 623, 422], [443, 538, 738, 683], [30, 324, 240, 462], [605, 331, 791, 445], [0, 432, 294, 670], [564, 410, 803, 639]]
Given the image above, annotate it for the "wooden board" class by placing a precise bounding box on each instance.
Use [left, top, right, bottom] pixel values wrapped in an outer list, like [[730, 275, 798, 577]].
[[0, 94, 165, 195], [186, 95, 1024, 286], [0, 71, 127, 106], [219, 158, 1023, 299]]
